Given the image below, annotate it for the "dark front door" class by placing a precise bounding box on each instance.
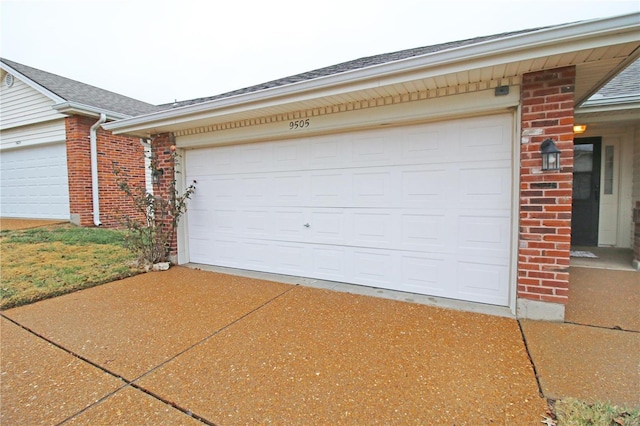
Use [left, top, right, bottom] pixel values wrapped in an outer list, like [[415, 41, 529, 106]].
[[571, 137, 601, 246]]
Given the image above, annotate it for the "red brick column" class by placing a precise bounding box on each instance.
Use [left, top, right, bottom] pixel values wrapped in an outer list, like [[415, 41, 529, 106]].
[[518, 66, 576, 316], [65, 115, 146, 228], [150, 133, 179, 257]]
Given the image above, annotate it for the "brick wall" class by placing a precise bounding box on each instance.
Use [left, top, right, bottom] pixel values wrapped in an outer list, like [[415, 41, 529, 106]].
[[65, 115, 146, 228], [150, 133, 179, 255], [518, 66, 576, 305]]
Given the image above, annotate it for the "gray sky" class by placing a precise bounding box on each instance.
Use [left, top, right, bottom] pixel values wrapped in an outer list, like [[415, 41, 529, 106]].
[[1, 0, 638, 105]]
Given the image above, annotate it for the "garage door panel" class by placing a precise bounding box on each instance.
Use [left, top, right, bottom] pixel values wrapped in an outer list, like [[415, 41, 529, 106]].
[[352, 171, 393, 205], [241, 176, 269, 201], [457, 215, 511, 259], [274, 140, 306, 167], [244, 241, 271, 270], [458, 165, 511, 208], [210, 177, 238, 201], [243, 210, 270, 236], [240, 143, 271, 169], [457, 260, 509, 305], [461, 124, 510, 153], [401, 255, 447, 294], [309, 211, 346, 244], [352, 212, 394, 246], [310, 137, 345, 167], [185, 113, 513, 306], [273, 243, 307, 275], [352, 133, 394, 164], [310, 173, 349, 205], [312, 246, 346, 280], [351, 249, 395, 287], [273, 210, 307, 241], [401, 169, 447, 203], [211, 239, 242, 267], [401, 128, 445, 161], [212, 210, 236, 234], [274, 174, 308, 204], [400, 213, 447, 251]]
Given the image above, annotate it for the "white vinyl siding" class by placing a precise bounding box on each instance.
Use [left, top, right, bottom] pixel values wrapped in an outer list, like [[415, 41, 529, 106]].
[[0, 119, 66, 150], [185, 113, 513, 306], [0, 72, 66, 130], [0, 143, 70, 219]]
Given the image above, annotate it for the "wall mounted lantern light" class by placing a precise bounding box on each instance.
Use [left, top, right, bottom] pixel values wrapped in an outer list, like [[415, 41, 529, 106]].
[[540, 138, 561, 171], [152, 167, 164, 185]]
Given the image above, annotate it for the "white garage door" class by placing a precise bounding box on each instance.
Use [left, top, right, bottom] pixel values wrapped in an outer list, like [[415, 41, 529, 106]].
[[0, 143, 70, 220], [186, 113, 513, 305]]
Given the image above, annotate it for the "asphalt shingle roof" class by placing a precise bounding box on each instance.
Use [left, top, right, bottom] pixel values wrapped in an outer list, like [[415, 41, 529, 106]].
[[1, 58, 164, 117], [591, 58, 640, 99]]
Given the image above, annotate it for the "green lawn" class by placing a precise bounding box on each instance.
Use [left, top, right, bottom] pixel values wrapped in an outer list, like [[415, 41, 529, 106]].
[[0, 224, 141, 309]]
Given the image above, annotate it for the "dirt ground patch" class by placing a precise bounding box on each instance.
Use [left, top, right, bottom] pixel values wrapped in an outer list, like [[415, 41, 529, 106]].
[[0, 218, 67, 231]]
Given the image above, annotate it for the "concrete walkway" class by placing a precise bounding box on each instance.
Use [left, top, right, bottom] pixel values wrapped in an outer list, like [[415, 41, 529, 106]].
[[520, 266, 640, 408], [1, 267, 547, 425]]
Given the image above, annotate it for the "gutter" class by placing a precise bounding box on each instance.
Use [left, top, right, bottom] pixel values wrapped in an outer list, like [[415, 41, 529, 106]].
[[53, 101, 131, 121], [90, 113, 107, 226]]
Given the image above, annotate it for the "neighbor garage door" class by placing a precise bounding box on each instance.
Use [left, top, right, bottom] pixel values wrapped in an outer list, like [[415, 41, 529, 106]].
[[185, 113, 513, 305], [0, 143, 70, 220]]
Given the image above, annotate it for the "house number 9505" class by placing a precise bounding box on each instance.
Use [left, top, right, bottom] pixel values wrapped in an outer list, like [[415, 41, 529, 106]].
[[289, 119, 310, 130]]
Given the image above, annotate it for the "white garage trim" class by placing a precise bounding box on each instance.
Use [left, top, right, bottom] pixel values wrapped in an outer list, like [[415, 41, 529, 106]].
[[182, 112, 514, 306], [177, 88, 519, 149], [0, 142, 70, 220]]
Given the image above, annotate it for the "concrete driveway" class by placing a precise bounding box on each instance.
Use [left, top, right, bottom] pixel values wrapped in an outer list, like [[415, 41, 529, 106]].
[[1, 267, 547, 425]]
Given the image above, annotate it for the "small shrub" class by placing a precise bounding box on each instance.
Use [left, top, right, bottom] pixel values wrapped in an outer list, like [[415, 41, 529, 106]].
[[115, 147, 195, 265]]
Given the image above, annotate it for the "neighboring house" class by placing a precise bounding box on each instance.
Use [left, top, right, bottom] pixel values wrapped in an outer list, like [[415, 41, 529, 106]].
[[0, 58, 163, 227]]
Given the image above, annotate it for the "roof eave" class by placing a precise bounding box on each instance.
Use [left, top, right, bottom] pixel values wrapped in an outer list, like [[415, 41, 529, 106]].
[[104, 12, 640, 137], [0, 61, 66, 104]]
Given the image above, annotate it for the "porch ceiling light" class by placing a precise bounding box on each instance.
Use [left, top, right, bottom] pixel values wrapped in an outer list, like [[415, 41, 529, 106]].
[[541, 138, 561, 171], [573, 124, 587, 134]]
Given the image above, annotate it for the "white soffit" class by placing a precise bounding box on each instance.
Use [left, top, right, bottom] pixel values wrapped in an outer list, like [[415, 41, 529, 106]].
[[104, 13, 640, 138]]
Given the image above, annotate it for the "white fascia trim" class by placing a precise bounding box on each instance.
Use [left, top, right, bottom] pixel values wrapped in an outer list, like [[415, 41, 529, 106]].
[[580, 94, 640, 108], [104, 12, 640, 135], [52, 101, 131, 121], [576, 101, 640, 116], [0, 62, 66, 104]]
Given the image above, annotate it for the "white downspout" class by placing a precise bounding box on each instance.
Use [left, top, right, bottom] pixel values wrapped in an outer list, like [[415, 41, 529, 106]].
[[90, 113, 107, 226]]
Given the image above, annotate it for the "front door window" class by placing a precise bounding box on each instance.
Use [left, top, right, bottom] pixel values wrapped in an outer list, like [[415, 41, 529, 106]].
[[571, 138, 602, 246]]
